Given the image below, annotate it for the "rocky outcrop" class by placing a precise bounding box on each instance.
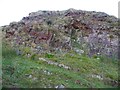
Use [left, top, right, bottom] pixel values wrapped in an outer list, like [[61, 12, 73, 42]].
[[2, 9, 118, 59]]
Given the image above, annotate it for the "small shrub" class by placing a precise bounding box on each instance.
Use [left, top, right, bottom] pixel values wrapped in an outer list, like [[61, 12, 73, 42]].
[[45, 53, 54, 58], [93, 54, 98, 59], [30, 54, 37, 60]]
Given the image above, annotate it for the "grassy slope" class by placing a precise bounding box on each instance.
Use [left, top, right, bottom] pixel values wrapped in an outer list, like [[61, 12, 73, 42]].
[[0, 29, 2, 89], [2, 42, 118, 88]]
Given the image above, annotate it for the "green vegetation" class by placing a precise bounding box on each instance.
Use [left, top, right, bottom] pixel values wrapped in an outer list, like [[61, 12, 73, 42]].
[[0, 29, 2, 89], [2, 42, 118, 88], [45, 53, 54, 58]]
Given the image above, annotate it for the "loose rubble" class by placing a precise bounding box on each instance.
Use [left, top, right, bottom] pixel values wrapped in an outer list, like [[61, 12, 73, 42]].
[[39, 58, 71, 70], [2, 8, 118, 59]]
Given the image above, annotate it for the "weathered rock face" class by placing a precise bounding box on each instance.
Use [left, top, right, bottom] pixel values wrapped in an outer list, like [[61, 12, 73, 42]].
[[2, 9, 118, 59]]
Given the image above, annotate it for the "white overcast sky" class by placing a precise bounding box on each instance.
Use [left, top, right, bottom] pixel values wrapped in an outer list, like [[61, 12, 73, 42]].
[[0, 0, 119, 26]]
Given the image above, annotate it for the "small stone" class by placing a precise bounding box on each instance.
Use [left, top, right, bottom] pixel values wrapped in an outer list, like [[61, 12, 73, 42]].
[[31, 42, 36, 48], [28, 75, 32, 78], [91, 74, 103, 80], [97, 53, 100, 55], [97, 58, 100, 60], [74, 48, 84, 55], [27, 53, 31, 58], [43, 70, 47, 73], [55, 84, 65, 88], [39, 58, 46, 61], [55, 86, 58, 88], [33, 77, 37, 80], [47, 72, 51, 75], [58, 84, 65, 88]]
